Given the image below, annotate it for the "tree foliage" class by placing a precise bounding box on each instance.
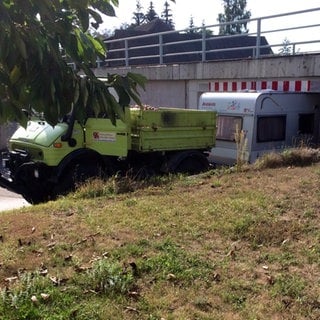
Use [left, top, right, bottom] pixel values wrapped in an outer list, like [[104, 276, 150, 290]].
[[278, 38, 293, 56], [0, 0, 146, 126], [218, 0, 251, 35], [131, 0, 174, 29], [145, 1, 158, 22], [161, 1, 174, 28], [132, 0, 146, 26]]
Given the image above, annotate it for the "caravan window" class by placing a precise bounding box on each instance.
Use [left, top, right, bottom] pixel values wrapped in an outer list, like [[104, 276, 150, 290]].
[[257, 115, 286, 142], [216, 116, 243, 141], [299, 113, 314, 134]]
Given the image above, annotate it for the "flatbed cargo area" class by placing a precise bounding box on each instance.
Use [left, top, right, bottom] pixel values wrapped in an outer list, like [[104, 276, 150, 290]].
[[129, 107, 216, 152]]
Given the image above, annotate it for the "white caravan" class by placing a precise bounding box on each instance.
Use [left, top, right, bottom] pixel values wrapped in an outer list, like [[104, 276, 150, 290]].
[[199, 91, 320, 165]]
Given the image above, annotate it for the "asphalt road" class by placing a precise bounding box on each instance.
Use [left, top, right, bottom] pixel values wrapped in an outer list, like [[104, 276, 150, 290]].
[[0, 187, 30, 212]]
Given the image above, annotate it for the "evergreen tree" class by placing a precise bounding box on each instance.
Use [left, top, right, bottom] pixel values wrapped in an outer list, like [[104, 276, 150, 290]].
[[132, 0, 146, 26], [187, 18, 213, 36], [161, 1, 175, 29], [188, 16, 196, 33], [146, 2, 159, 22], [279, 38, 293, 56], [218, 0, 251, 35]]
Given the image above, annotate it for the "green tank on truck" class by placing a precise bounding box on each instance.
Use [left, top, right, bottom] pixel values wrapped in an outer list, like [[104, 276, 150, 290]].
[[0, 106, 216, 204]]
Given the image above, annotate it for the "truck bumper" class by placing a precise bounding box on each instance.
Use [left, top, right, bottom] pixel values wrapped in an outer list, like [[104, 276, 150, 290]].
[[0, 150, 54, 202]]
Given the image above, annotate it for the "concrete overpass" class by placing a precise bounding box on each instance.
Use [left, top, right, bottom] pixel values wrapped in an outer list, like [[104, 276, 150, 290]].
[[94, 53, 320, 110]]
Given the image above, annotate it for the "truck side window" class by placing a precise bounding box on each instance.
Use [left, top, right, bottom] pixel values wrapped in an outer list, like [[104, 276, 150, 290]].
[[216, 116, 243, 141], [299, 113, 314, 134], [257, 115, 286, 142]]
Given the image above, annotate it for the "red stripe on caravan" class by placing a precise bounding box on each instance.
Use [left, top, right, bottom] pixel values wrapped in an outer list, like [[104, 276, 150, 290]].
[[272, 81, 278, 90], [295, 81, 301, 91], [232, 82, 237, 91], [283, 81, 290, 91], [214, 82, 219, 92], [223, 82, 228, 91], [307, 80, 311, 91]]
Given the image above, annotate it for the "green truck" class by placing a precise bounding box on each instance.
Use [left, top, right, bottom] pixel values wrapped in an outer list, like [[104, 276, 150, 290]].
[[0, 106, 216, 204]]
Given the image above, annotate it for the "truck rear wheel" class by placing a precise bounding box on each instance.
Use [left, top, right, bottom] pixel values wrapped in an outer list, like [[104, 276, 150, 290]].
[[175, 154, 209, 174], [162, 150, 210, 174]]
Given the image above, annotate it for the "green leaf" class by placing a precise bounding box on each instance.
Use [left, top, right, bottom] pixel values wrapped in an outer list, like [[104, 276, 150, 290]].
[[127, 72, 147, 91], [106, 91, 125, 121], [9, 65, 21, 84], [91, 1, 116, 17], [73, 81, 80, 105], [80, 77, 89, 107], [88, 8, 103, 26], [50, 80, 56, 104], [16, 36, 28, 60], [78, 8, 89, 31], [88, 34, 106, 57]]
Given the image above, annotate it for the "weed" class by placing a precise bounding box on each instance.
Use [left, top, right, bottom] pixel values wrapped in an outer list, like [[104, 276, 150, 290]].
[[139, 239, 215, 284], [222, 280, 252, 310], [78, 258, 134, 295], [271, 274, 306, 299], [234, 125, 249, 171], [71, 172, 177, 200], [254, 147, 320, 169], [0, 259, 135, 320]]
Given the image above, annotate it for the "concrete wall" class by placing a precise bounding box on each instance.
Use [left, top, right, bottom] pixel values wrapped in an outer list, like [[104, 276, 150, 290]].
[[140, 80, 187, 108], [95, 54, 320, 109]]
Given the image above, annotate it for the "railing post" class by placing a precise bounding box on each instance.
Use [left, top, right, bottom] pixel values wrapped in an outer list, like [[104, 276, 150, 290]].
[[159, 34, 163, 64], [125, 39, 129, 67], [292, 44, 296, 55], [255, 18, 261, 59], [202, 27, 206, 62]]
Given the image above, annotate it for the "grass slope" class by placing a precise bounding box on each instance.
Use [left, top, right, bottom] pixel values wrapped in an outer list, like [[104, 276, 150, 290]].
[[0, 161, 319, 319]]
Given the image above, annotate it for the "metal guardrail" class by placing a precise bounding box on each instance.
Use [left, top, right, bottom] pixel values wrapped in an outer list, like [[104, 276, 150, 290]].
[[101, 7, 320, 67]]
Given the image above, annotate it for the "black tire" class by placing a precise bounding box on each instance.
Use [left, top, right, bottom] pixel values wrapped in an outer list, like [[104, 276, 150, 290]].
[[21, 184, 53, 204], [54, 161, 104, 197], [22, 192, 48, 204], [175, 154, 209, 174], [14, 164, 54, 204]]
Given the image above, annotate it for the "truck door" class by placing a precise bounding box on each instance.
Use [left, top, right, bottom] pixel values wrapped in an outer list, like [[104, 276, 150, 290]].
[[84, 117, 129, 157]]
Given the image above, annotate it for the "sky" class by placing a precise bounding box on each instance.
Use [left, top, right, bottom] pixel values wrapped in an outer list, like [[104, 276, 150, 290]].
[[101, 0, 320, 52]]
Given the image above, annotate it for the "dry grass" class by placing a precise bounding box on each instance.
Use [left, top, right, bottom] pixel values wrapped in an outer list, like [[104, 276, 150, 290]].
[[0, 150, 320, 319], [254, 147, 320, 169]]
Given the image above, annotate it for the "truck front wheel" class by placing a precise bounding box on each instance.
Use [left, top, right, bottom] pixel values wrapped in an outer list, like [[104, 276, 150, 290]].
[[54, 161, 104, 197], [14, 163, 54, 204]]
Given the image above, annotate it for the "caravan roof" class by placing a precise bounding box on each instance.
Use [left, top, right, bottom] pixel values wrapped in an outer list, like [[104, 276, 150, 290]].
[[199, 90, 281, 115]]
